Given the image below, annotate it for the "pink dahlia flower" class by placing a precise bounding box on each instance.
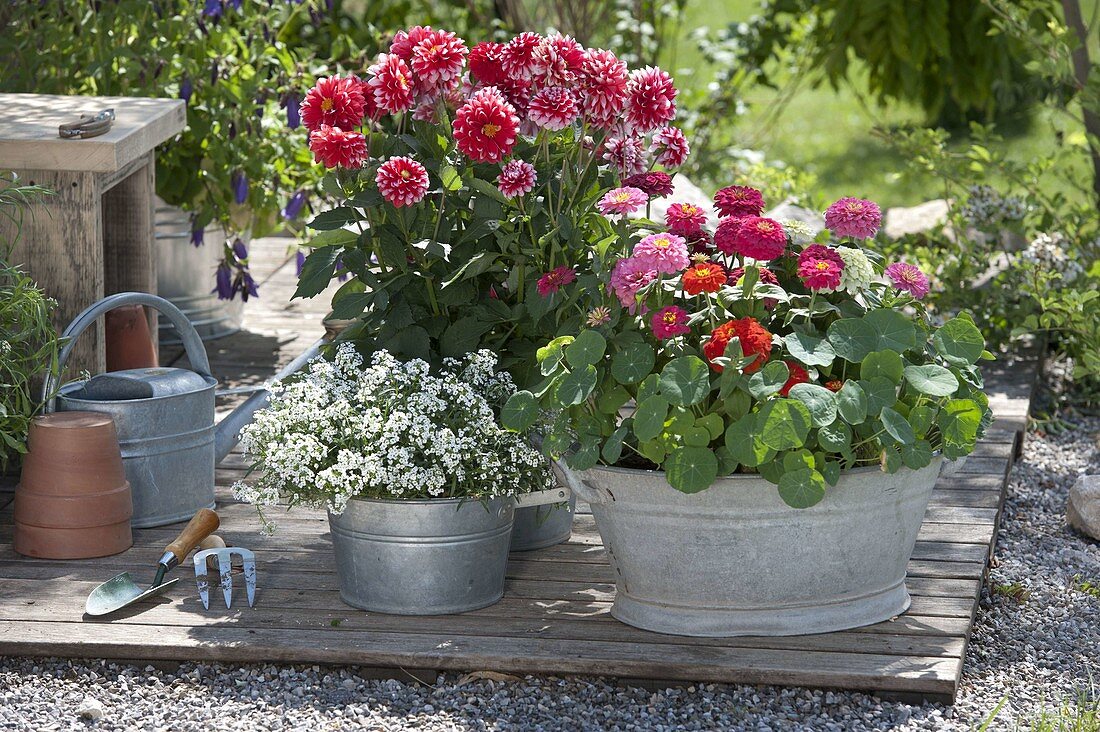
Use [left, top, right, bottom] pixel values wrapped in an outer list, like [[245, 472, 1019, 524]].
[[824, 197, 882, 239], [500, 32, 544, 81], [468, 42, 506, 86], [453, 87, 520, 163], [625, 66, 677, 133], [610, 256, 658, 311], [308, 126, 367, 169], [884, 262, 930, 299], [389, 26, 434, 62], [601, 135, 648, 177], [300, 76, 367, 132], [797, 244, 845, 292], [665, 202, 707, 235], [652, 126, 689, 168], [598, 186, 648, 216], [410, 28, 468, 89], [621, 171, 674, 197], [651, 306, 691, 340], [528, 87, 580, 131], [533, 33, 585, 87], [579, 48, 628, 129], [496, 159, 537, 199], [367, 54, 415, 114], [713, 185, 765, 218], [633, 232, 690, 274], [537, 266, 577, 297], [375, 156, 429, 207]]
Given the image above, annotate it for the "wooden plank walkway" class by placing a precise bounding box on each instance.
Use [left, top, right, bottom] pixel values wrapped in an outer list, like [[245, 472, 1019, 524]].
[[0, 238, 1037, 703]]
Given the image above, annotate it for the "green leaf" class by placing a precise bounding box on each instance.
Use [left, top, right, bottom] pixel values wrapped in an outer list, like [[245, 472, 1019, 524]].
[[293, 246, 341, 299], [567, 440, 600, 471], [501, 391, 539, 432], [440, 316, 493, 358], [937, 398, 983, 447], [859, 377, 897, 416], [817, 421, 852, 453], [696, 413, 726, 441], [556, 365, 598, 407], [307, 228, 357, 249], [611, 343, 656, 385], [827, 317, 877, 362], [862, 350, 904, 383], [602, 425, 629, 464], [665, 446, 718, 493], [659, 356, 711, 407], [747, 360, 790, 400], [724, 413, 768, 467], [682, 426, 712, 447], [597, 385, 631, 415], [880, 406, 915, 445], [565, 330, 607, 368], [309, 207, 358, 231], [440, 165, 463, 191], [537, 336, 573, 375], [787, 383, 837, 427], [821, 461, 841, 486], [908, 405, 937, 438], [900, 440, 934, 469], [864, 309, 917, 353], [778, 468, 827, 508], [783, 332, 836, 367], [904, 364, 960, 397], [759, 399, 812, 451], [933, 317, 985, 366], [836, 381, 868, 424], [327, 292, 372, 320], [633, 395, 669, 442]]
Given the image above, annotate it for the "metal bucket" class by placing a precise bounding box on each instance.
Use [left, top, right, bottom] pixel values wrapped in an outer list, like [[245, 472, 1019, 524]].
[[510, 496, 575, 551], [46, 294, 217, 529], [329, 496, 515, 615], [155, 202, 243, 344], [559, 460, 942, 637]]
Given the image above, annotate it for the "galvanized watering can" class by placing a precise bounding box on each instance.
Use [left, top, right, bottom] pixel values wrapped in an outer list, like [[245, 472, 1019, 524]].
[[44, 292, 325, 528]]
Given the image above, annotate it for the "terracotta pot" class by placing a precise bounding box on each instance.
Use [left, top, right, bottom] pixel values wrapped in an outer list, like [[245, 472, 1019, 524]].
[[105, 304, 158, 372], [14, 412, 132, 559]]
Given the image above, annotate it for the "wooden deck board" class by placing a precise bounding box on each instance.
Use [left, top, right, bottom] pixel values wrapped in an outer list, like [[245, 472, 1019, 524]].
[[0, 237, 1039, 704]]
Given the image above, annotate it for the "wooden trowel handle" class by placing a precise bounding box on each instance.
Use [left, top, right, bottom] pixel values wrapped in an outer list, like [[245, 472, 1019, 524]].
[[165, 509, 220, 565]]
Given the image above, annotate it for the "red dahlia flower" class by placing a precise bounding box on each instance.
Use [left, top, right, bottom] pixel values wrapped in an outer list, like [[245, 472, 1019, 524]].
[[528, 87, 580, 131], [703, 317, 772, 373], [468, 42, 506, 86], [389, 26, 434, 61], [625, 66, 677, 133], [453, 87, 520, 163], [308, 125, 367, 169], [779, 361, 810, 397], [497, 159, 537, 198], [652, 126, 689, 168], [368, 54, 415, 114], [797, 244, 846, 292], [713, 185, 765, 218], [300, 76, 367, 132], [375, 156, 429, 207], [410, 28, 468, 89], [500, 32, 544, 81], [621, 171, 674, 197], [681, 261, 726, 295], [579, 48, 628, 129]]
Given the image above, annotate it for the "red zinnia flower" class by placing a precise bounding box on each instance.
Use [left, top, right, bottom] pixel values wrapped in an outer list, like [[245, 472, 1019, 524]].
[[718, 216, 786, 261], [779, 361, 810, 397], [621, 171, 674, 198], [453, 87, 519, 163], [650, 306, 691, 340], [682, 261, 726, 295], [500, 32, 544, 81], [713, 185, 765, 218], [579, 48, 628, 129], [652, 126, 689, 168], [601, 135, 648, 177], [375, 156, 429, 207], [410, 28, 468, 89], [468, 42, 506, 86], [389, 26, 434, 61], [703, 317, 772, 373], [537, 266, 577, 297], [300, 76, 367, 132], [368, 54, 415, 114], [665, 202, 708, 235], [797, 244, 845, 292], [625, 66, 677, 133], [533, 33, 585, 86], [528, 87, 579, 131], [497, 159, 537, 199], [308, 125, 367, 169]]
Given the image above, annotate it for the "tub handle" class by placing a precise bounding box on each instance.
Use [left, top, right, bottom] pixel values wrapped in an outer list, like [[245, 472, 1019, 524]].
[[552, 459, 611, 505], [515, 486, 570, 508], [43, 292, 212, 410]]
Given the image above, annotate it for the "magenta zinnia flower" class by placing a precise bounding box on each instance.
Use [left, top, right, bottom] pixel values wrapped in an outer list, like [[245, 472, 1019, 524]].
[[884, 262, 930, 299], [375, 156, 429, 207], [633, 232, 690, 274], [537, 266, 577, 297], [598, 186, 648, 216], [527, 87, 579, 131], [713, 185, 765, 218], [621, 171, 674, 197], [610, 257, 658, 311], [797, 244, 845, 292], [824, 197, 882, 239], [714, 216, 786, 261], [497, 160, 537, 199], [625, 66, 677, 133], [652, 126, 689, 168], [650, 306, 691, 340], [665, 202, 707, 235], [453, 87, 520, 163]]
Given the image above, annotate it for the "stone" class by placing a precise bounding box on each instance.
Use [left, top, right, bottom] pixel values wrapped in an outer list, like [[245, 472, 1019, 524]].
[[1067, 474, 1100, 539], [884, 199, 950, 239], [648, 175, 716, 227], [767, 198, 826, 237], [76, 696, 105, 720]]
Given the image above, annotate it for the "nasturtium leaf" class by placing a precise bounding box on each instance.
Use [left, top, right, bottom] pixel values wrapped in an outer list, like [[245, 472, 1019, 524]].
[[748, 360, 790, 400], [787, 383, 838, 427], [636, 373, 661, 403], [859, 376, 897, 416], [783, 332, 836, 367], [782, 449, 816, 473], [665, 446, 719, 493], [565, 330, 607, 368], [778, 468, 827, 508], [601, 426, 629, 464], [682, 426, 712, 447], [724, 413, 768, 467], [937, 398, 983, 448], [611, 343, 656, 385], [836, 381, 868, 424], [759, 399, 813, 451], [904, 364, 960, 397], [696, 413, 726, 441], [567, 440, 600, 471], [715, 446, 739, 475], [758, 458, 785, 484], [501, 390, 539, 432], [721, 388, 751, 421], [637, 438, 666, 465], [864, 309, 917, 353], [900, 440, 934, 469], [881, 444, 903, 472], [880, 406, 916, 445], [827, 317, 877, 362], [822, 460, 841, 486], [817, 421, 852, 453], [633, 395, 669, 442], [556, 365, 598, 407], [933, 317, 985, 366], [862, 350, 904, 383], [659, 356, 711, 406], [668, 407, 694, 433], [597, 385, 631, 415], [537, 336, 573, 374], [908, 404, 937, 438]]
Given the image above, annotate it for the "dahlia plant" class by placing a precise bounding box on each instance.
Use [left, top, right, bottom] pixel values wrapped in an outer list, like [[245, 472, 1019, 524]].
[[501, 187, 994, 507], [294, 28, 687, 376]]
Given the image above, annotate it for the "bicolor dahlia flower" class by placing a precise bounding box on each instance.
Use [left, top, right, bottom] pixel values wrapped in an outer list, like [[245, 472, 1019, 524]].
[[598, 186, 648, 217], [824, 197, 882, 239], [704, 317, 772, 373], [633, 232, 690, 274], [621, 171, 674, 197], [650, 306, 691, 340], [409, 28, 468, 89], [884, 262, 930, 299], [300, 76, 367, 131], [665, 202, 707, 235], [681, 261, 726, 295], [375, 156, 429, 207], [367, 54, 415, 114], [779, 361, 810, 397], [601, 135, 648, 177], [528, 87, 580, 131], [496, 159, 537, 199], [624, 66, 677, 133], [579, 48, 628, 128], [308, 125, 367, 169], [652, 126, 689, 168], [468, 42, 506, 86], [713, 185, 765, 219], [609, 257, 658, 311], [500, 32, 543, 81], [389, 26, 434, 61], [537, 266, 577, 297], [797, 244, 846, 292], [533, 33, 585, 87], [453, 87, 520, 163], [714, 216, 786, 261]]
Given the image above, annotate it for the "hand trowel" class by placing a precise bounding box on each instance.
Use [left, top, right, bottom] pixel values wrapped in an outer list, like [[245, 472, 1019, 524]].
[[85, 508, 220, 617]]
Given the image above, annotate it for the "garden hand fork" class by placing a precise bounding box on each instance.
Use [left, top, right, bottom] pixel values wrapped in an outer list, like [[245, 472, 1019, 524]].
[[193, 546, 256, 609]]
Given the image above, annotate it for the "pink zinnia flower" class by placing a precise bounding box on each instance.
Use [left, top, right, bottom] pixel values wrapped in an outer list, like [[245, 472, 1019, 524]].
[[500, 32, 544, 81], [453, 87, 519, 163], [598, 186, 648, 216], [409, 28, 468, 89], [723, 216, 786, 261], [609, 257, 658, 311], [652, 126, 689, 168], [797, 244, 846, 292], [308, 125, 367, 169], [601, 135, 648, 177], [885, 262, 930, 299], [497, 160, 537, 199], [527, 87, 580, 131], [368, 54, 415, 114], [375, 156, 429, 207], [825, 197, 882, 239], [533, 33, 585, 86], [621, 171, 674, 197], [625, 66, 677, 133], [537, 266, 577, 297], [665, 203, 707, 235], [713, 185, 765, 218], [300, 76, 367, 132], [650, 306, 691, 340], [468, 42, 506, 86], [633, 232, 690, 274], [389, 26, 434, 61], [579, 48, 628, 129]]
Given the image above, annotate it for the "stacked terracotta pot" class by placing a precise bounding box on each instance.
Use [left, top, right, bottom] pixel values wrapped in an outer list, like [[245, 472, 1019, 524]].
[[14, 412, 133, 559]]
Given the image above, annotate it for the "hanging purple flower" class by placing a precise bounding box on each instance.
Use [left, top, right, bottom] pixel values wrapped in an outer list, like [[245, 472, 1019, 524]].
[[295, 250, 306, 276], [214, 263, 234, 300], [282, 190, 307, 220], [335, 255, 349, 282], [232, 238, 248, 262], [239, 270, 259, 301], [190, 223, 204, 247], [210, 61, 219, 86], [227, 0, 242, 9], [179, 77, 193, 104], [284, 94, 301, 129], [231, 171, 248, 204], [202, 0, 222, 19]]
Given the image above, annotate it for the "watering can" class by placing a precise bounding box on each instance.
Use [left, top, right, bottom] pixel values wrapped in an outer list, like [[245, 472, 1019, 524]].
[[44, 292, 327, 528]]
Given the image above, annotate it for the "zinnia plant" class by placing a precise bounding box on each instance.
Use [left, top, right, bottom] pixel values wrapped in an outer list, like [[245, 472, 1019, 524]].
[[501, 187, 993, 508]]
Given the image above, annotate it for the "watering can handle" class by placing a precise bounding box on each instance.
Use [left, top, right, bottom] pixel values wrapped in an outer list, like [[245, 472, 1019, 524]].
[[43, 292, 213, 410]]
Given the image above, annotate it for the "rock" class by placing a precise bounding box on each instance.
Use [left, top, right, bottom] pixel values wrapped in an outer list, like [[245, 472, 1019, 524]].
[[767, 198, 826, 238], [648, 175, 717, 227], [76, 696, 104, 720], [884, 199, 950, 239], [1067, 474, 1100, 539]]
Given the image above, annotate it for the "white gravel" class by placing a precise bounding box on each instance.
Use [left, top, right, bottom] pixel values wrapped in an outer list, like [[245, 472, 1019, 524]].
[[2, 419, 1097, 731]]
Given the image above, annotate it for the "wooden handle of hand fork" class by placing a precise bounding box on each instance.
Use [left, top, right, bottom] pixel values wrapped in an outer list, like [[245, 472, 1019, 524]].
[[164, 509, 220, 566]]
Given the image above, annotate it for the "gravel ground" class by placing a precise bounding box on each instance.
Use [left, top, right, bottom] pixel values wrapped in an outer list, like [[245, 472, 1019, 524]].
[[2, 419, 1098, 731]]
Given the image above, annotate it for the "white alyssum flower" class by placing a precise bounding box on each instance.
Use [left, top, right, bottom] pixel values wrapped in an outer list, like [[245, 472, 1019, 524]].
[[835, 246, 874, 294], [1019, 232, 1084, 282]]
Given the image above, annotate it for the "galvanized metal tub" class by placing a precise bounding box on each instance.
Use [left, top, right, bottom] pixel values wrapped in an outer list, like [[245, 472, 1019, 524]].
[[510, 496, 575, 551], [559, 460, 942, 637], [329, 496, 515, 615]]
